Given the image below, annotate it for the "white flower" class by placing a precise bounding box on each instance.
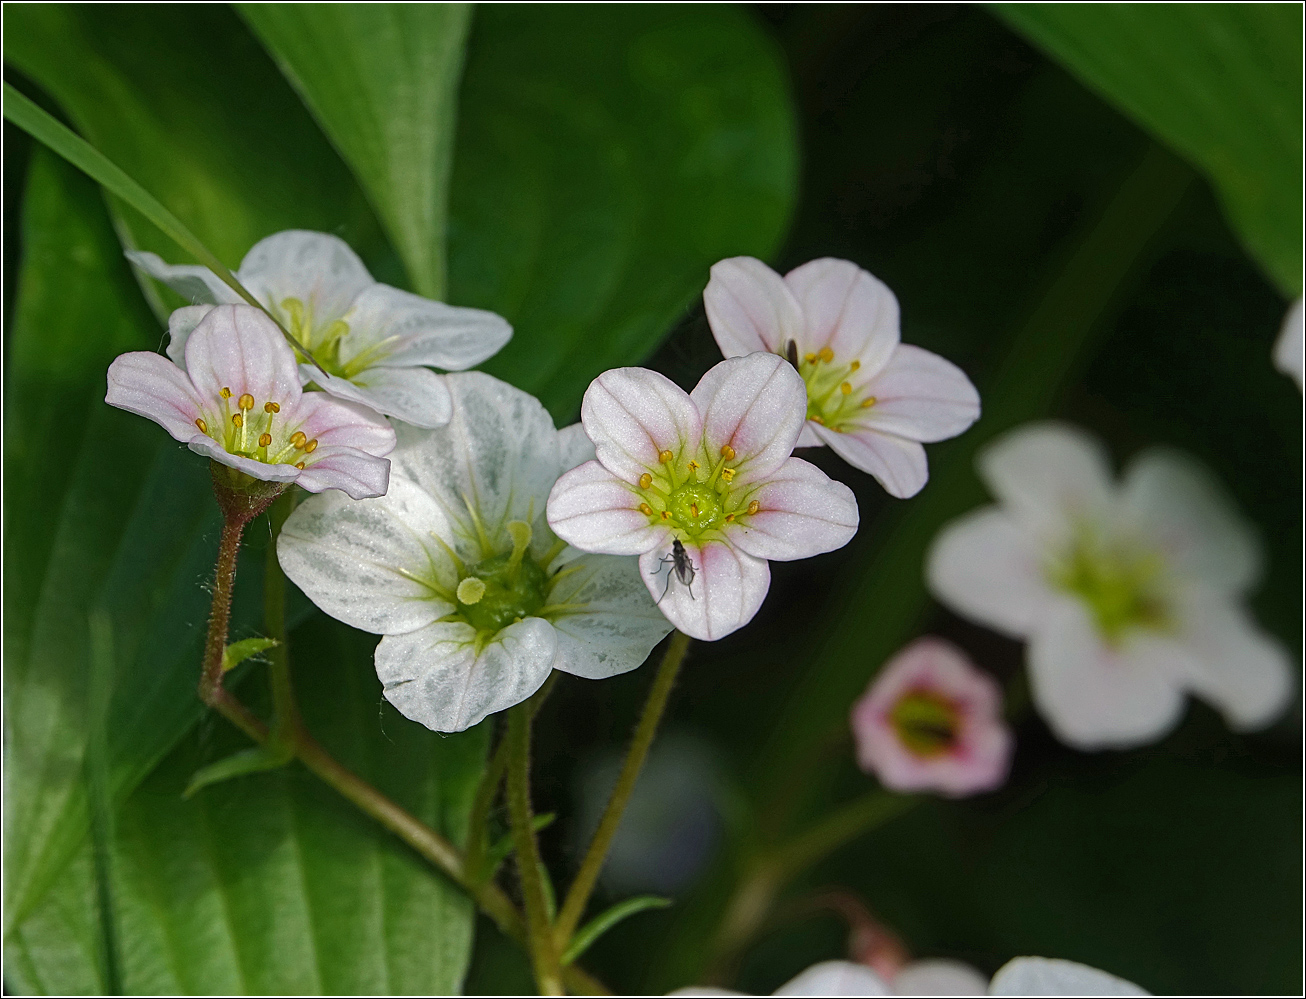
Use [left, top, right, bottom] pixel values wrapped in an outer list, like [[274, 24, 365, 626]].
[[927, 422, 1292, 750], [1273, 298, 1303, 391], [106, 304, 395, 499], [546, 353, 859, 641], [669, 956, 1148, 996], [704, 257, 980, 498], [276, 371, 672, 733], [129, 229, 512, 428]]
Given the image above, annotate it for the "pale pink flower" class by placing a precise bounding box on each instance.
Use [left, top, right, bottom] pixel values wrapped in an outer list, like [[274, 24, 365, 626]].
[[704, 257, 979, 498], [1274, 298, 1303, 391], [106, 304, 395, 499], [851, 637, 1013, 798], [546, 353, 859, 641]]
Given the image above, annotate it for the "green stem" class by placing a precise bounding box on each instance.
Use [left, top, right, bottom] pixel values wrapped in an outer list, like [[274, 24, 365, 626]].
[[264, 490, 300, 747], [198, 516, 246, 707], [506, 702, 564, 995], [554, 631, 692, 949]]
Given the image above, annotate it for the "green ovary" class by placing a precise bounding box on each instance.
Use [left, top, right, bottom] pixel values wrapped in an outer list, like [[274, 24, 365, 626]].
[[1053, 537, 1169, 643], [791, 347, 874, 432], [890, 691, 959, 757], [456, 549, 549, 633], [667, 483, 724, 532], [633, 451, 756, 539]]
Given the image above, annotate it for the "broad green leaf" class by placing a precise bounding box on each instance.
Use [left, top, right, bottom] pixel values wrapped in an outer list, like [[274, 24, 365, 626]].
[[994, 3, 1303, 296], [450, 5, 799, 419], [238, 3, 473, 300]]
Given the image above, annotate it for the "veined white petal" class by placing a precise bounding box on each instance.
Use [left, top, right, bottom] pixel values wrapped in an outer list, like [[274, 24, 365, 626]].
[[703, 256, 804, 356], [796, 423, 824, 449], [105, 350, 204, 441], [339, 283, 512, 371], [856, 344, 979, 443], [184, 304, 302, 410], [814, 422, 928, 498], [236, 230, 373, 328], [126, 250, 242, 305], [291, 445, 391, 499], [784, 258, 900, 376], [641, 539, 770, 642], [1273, 298, 1303, 391], [277, 475, 457, 634], [730, 457, 858, 561], [186, 437, 302, 483], [290, 390, 396, 455], [308, 364, 453, 429], [689, 353, 807, 480], [989, 957, 1149, 996], [546, 551, 673, 679], [582, 367, 702, 483], [165, 305, 216, 366], [890, 958, 989, 996], [558, 422, 597, 470], [774, 960, 891, 996], [548, 461, 669, 556], [376, 617, 556, 733]]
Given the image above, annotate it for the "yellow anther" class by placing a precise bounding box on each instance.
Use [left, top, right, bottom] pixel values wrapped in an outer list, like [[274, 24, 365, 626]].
[[238, 393, 255, 411], [304, 438, 319, 453], [194, 418, 208, 434], [639, 502, 654, 516], [232, 413, 243, 428], [290, 431, 308, 448], [295, 461, 306, 469], [219, 387, 232, 399], [720, 444, 736, 460], [861, 396, 877, 408], [660, 510, 671, 520], [264, 401, 280, 413], [639, 473, 652, 489], [804, 352, 816, 363], [818, 347, 834, 362], [850, 360, 860, 371], [810, 414, 825, 425], [747, 500, 760, 515], [721, 467, 736, 483], [687, 459, 700, 471], [841, 382, 852, 395], [259, 433, 272, 447], [690, 503, 699, 518], [658, 450, 673, 464], [725, 513, 736, 523]]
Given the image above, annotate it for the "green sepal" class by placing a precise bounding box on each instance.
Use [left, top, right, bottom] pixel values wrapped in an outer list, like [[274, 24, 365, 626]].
[[221, 637, 278, 673], [561, 895, 671, 965], [183, 742, 294, 799]]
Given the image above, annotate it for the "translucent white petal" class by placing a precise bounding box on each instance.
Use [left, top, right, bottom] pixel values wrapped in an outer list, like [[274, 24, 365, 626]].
[[1273, 298, 1303, 391], [308, 364, 453, 429], [703, 256, 804, 356], [277, 476, 457, 634], [105, 350, 204, 441], [784, 258, 900, 376], [796, 423, 825, 449], [126, 250, 241, 305], [557, 422, 597, 470], [890, 958, 989, 995], [856, 345, 979, 443], [186, 437, 302, 483], [289, 390, 396, 455], [641, 540, 770, 642], [989, 957, 1149, 996], [546, 551, 673, 679], [338, 283, 512, 371], [774, 960, 892, 996], [729, 457, 858, 561], [1027, 598, 1186, 750], [814, 423, 928, 499], [291, 446, 392, 500], [1119, 448, 1260, 596], [376, 617, 556, 733], [236, 230, 373, 327], [184, 304, 303, 410], [926, 508, 1052, 639], [547, 461, 669, 556], [165, 305, 216, 366], [581, 367, 702, 482], [689, 353, 807, 480]]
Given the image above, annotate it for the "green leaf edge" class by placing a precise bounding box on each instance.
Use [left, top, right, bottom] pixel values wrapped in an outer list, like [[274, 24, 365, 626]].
[[562, 895, 671, 966]]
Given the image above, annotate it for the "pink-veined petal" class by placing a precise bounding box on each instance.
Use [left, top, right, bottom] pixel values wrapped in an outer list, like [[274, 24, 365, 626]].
[[289, 390, 396, 455], [784, 257, 899, 375], [796, 423, 824, 449], [547, 461, 670, 556], [855, 344, 979, 442], [295, 445, 392, 500], [126, 250, 242, 306], [703, 256, 804, 356], [557, 422, 597, 470], [640, 539, 770, 642], [105, 351, 204, 441], [237, 230, 373, 327], [339, 283, 512, 371], [814, 422, 928, 498], [730, 457, 858, 561], [184, 304, 302, 409], [581, 367, 701, 482], [308, 364, 453, 429], [689, 353, 807, 480]]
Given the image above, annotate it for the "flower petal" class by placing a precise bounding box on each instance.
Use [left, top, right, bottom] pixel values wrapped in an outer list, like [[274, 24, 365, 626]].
[[926, 507, 1053, 639], [689, 353, 807, 480], [184, 304, 303, 409], [581, 367, 702, 482], [640, 539, 770, 642], [1119, 448, 1260, 596], [1274, 297, 1303, 391], [703, 256, 804, 356], [558, 422, 597, 470], [890, 959, 989, 996], [784, 258, 899, 375], [814, 422, 928, 498], [105, 350, 204, 441], [236, 230, 373, 327], [165, 305, 216, 366], [773, 960, 891, 996], [796, 423, 824, 449], [294, 446, 392, 500], [546, 551, 673, 679], [277, 475, 457, 634], [978, 422, 1112, 541], [990, 958, 1149, 996], [855, 344, 979, 442], [548, 461, 669, 556], [126, 250, 241, 305], [187, 437, 302, 483], [1027, 597, 1186, 750], [308, 364, 453, 429], [339, 283, 512, 371], [730, 457, 858, 561], [375, 617, 556, 733], [290, 390, 397, 455]]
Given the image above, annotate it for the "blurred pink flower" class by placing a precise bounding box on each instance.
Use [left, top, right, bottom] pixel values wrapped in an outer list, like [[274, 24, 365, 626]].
[[851, 637, 1013, 798], [1274, 298, 1303, 391], [106, 304, 395, 499], [704, 256, 979, 498], [547, 352, 858, 641]]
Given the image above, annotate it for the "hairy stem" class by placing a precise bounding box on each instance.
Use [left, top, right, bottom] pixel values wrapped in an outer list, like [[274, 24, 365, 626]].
[[554, 631, 692, 949], [198, 516, 247, 706]]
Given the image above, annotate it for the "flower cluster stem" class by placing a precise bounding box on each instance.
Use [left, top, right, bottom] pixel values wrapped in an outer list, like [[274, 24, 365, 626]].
[[553, 630, 692, 949]]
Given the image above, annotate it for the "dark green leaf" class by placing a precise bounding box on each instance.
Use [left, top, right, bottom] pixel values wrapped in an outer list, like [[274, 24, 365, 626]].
[[562, 895, 671, 966], [222, 636, 279, 673], [183, 744, 294, 798]]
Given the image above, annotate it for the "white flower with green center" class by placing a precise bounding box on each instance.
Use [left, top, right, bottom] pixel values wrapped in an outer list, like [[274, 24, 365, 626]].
[[276, 371, 672, 733], [926, 422, 1292, 749], [129, 229, 512, 428], [704, 256, 980, 498]]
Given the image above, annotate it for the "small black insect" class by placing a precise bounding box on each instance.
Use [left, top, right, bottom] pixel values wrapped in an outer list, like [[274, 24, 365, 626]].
[[653, 537, 696, 602], [785, 338, 800, 371]]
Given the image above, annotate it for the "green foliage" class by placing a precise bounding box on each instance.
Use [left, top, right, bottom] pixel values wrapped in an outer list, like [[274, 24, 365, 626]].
[[239, 4, 473, 300], [562, 895, 671, 966], [222, 636, 279, 673], [995, 3, 1304, 296]]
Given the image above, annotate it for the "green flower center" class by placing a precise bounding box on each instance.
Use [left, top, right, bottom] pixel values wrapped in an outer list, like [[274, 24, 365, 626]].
[[667, 483, 724, 532], [631, 447, 760, 540], [196, 387, 317, 468], [787, 345, 876, 433], [278, 296, 357, 377], [1051, 534, 1169, 643], [457, 548, 549, 633], [890, 690, 960, 757]]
